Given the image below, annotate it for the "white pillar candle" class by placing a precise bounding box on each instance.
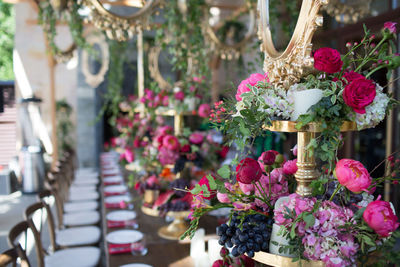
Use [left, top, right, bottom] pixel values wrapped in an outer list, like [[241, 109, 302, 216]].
[[190, 228, 205, 258], [208, 238, 222, 264], [290, 89, 323, 121], [269, 196, 295, 257]]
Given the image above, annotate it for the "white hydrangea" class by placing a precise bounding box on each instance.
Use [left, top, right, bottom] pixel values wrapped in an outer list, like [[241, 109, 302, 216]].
[[354, 84, 390, 130], [357, 192, 374, 208]]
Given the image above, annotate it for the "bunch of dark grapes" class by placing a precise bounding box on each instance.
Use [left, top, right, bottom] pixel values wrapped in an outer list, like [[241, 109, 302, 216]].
[[324, 181, 363, 212], [159, 200, 190, 215], [174, 157, 187, 174], [170, 178, 190, 198], [216, 213, 273, 258]]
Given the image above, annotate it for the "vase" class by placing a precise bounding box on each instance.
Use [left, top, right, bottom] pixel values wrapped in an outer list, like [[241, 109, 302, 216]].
[[144, 189, 159, 205], [184, 97, 198, 111], [290, 89, 323, 121], [268, 196, 296, 257]]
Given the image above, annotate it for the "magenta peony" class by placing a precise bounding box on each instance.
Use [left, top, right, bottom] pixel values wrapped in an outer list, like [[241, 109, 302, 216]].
[[162, 135, 180, 151], [235, 73, 267, 101], [313, 47, 343, 74], [341, 71, 364, 85], [124, 148, 134, 163], [283, 159, 298, 175], [236, 158, 262, 184], [363, 200, 399, 237], [158, 147, 179, 165], [198, 103, 211, 118], [174, 91, 185, 101], [189, 132, 204, 145], [334, 159, 371, 193], [343, 78, 376, 114]]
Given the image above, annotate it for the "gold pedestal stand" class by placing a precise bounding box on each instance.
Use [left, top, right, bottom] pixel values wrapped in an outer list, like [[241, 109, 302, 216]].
[[141, 205, 160, 217], [158, 211, 191, 240]]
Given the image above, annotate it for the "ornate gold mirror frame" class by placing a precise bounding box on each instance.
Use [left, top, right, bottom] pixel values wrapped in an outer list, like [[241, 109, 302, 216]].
[[204, 2, 257, 60], [323, 0, 371, 24], [81, 31, 110, 87], [80, 0, 161, 41], [148, 40, 194, 91], [258, 0, 327, 88]]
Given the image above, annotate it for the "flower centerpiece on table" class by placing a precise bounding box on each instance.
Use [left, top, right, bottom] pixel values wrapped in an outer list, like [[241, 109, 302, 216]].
[[213, 22, 400, 167], [183, 148, 400, 266]]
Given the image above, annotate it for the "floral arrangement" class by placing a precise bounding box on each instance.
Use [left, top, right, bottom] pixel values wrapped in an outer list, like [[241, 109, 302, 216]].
[[183, 22, 400, 264], [184, 148, 400, 266], [213, 22, 400, 169]]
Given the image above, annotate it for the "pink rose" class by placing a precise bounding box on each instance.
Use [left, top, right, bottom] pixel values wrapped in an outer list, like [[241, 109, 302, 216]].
[[384, 21, 397, 34], [189, 132, 204, 145], [198, 103, 211, 118], [162, 95, 169, 106], [313, 47, 343, 74], [180, 144, 191, 153], [283, 159, 297, 175], [198, 175, 216, 200], [363, 200, 399, 237], [144, 89, 155, 101], [133, 138, 141, 148], [162, 135, 180, 151], [238, 182, 254, 195], [236, 158, 262, 184], [217, 192, 230, 203], [174, 91, 185, 101], [334, 159, 371, 193], [343, 78, 376, 114], [158, 125, 173, 136]]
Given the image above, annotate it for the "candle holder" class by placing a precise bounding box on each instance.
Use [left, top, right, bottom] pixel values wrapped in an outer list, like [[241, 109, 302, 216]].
[[158, 210, 191, 240]]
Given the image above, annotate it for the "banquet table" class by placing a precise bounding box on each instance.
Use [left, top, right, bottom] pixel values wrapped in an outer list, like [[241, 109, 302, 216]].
[[101, 180, 219, 267]]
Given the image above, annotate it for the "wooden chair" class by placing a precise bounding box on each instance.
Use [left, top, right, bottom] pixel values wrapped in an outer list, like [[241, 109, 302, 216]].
[[7, 221, 32, 267], [37, 190, 100, 229], [23, 203, 100, 267], [0, 248, 30, 267]]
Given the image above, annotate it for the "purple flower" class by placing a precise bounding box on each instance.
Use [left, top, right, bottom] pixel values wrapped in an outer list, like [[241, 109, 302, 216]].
[[384, 21, 397, 34]]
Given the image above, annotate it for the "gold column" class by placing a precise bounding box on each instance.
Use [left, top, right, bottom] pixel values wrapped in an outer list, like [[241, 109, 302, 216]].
[[295, 131, 318, 196], [384, 71, 394, 202], [174, 113, 184, 136]]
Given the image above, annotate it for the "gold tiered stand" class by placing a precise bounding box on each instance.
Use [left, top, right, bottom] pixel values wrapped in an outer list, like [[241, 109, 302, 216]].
[[253, 120, 357, 266], [158, 211, 191, 240]]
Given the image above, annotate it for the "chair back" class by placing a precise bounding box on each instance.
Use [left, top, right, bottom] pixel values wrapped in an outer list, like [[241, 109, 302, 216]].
[[7, 222, 34, 267], [37, 190, 64, 230], [24, 202, 58, 254]]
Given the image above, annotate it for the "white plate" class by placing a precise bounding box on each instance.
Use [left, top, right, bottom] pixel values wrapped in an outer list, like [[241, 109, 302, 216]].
[[120, 264, 153, 267], [104, 176, 123, 183], [104, 185, 127, 194], [107, 210, 137, 221], [104, 195, 131, 204], [106, 230, 143, 244]]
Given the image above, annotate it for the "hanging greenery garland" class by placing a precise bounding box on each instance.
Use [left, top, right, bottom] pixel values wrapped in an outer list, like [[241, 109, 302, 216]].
[[156, 0, 209, 78], [37, 0, 89, 62]]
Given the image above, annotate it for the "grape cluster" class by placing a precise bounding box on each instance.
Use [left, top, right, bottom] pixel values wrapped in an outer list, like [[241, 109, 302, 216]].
[[170, 178, 190, 198], [324, 181, 363, 211], [159, 199, 190, 214], [216, 213, 273, 258]]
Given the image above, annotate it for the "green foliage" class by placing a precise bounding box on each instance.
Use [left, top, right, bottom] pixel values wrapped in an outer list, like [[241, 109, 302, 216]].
[[38, 0, 89, 57], [156, 0, 210, 80], [0, 1, 14, 80], [99, 40, 127, 127], [56, 99, 74, 155]]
